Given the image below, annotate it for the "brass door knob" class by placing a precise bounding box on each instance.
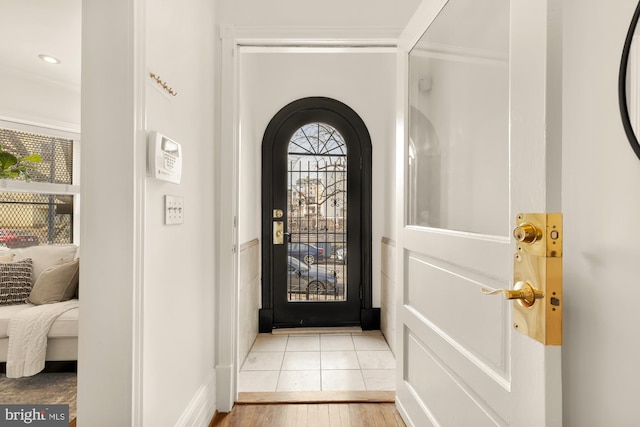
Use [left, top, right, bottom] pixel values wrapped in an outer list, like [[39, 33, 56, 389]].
[[481, 281, 544, 307], [513, 223, 542, 243]]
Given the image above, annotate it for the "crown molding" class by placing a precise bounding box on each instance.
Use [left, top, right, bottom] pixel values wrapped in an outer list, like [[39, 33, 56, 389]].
[[219, 25, 401, 47]]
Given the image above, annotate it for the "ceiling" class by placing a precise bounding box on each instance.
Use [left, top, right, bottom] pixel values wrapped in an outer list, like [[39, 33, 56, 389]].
[[0, 0, 81, 88]]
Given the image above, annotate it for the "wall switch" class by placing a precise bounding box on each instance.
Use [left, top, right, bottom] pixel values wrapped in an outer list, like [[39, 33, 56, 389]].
[[165, 195, 184, 225]]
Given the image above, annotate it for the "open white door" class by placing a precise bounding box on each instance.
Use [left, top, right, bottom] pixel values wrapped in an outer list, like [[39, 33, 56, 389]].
[[395, 1, 562, 426]]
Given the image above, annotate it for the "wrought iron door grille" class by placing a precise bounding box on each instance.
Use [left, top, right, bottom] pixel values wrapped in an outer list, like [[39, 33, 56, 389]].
[[287, 123, 347, 302]]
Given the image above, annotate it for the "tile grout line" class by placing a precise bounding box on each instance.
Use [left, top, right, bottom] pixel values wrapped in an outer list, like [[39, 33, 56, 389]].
[[239, 331, 396, 392]]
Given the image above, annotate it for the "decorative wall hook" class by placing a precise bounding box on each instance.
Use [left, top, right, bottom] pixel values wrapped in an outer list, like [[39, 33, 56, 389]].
[[149, 72, 178, 97]]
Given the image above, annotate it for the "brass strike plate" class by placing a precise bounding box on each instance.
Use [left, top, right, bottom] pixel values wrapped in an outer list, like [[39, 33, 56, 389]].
[[512, 213, 562, 345], [273, 221, 284, 245]]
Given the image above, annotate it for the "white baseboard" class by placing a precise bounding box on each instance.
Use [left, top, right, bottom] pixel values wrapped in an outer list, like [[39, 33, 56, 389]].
[[395, 396, 414, 427], [175, 371, 217, 427], [215, 364, 234, 413]]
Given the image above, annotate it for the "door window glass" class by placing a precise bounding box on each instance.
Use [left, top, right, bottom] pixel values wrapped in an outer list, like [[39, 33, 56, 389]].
[[407, 0, 510, 236], [287, 123, 346, 302]]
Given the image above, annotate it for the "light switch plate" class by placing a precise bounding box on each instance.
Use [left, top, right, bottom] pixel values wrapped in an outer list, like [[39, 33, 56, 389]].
[[165, 195, 184, 225]]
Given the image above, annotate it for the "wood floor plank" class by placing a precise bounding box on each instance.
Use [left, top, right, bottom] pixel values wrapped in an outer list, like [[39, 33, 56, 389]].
[[270, 405, 287, 427], [256, 404, 280, 427], [381, 403, 405, 426], [393, 405, 407, 427], [318, 403, 330, 426], [209, 411, 229, 427], [284, 404, 298, 427], [328, 404, 342, 427], [370, 402, 390, 427], [238, 406, 255, 427], [350, 403, 375, 427], [296, 404, 309, 426], [307, 403, 330, 427], [210, 402, 406, 427], [307, 404, 320, 427], [337, 403, 351, 426], [223, 404, 243, 426]]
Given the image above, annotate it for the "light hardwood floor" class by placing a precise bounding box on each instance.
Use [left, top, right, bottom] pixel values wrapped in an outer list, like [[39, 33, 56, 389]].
[[210, 403, 406, 427]]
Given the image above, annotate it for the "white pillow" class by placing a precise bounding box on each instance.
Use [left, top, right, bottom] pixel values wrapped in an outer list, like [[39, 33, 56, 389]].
[[12, 245, 78, 284]]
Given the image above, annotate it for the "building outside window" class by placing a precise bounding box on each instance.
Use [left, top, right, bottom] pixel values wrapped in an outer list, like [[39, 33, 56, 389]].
[[0, 121, 79, 248]]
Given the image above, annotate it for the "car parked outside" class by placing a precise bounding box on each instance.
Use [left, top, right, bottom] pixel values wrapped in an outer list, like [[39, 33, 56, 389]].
[[336, 247, 347, 263], [0, 229, 39, 248], [0, 230, 16, 248], [287, 242, 324, 265], [287, 256, 337, 296]]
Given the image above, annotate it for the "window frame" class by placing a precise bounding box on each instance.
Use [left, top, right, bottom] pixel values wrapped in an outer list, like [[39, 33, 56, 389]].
[[0, 119, 80, 245]]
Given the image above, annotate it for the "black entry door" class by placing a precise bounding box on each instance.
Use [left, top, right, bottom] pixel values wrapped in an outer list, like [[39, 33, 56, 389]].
[[261, 98, 373, 329]]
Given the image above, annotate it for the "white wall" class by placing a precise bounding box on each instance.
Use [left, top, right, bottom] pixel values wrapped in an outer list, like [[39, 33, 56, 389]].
[[143, 0, 216, 425], [81, 0, 216, 425], [563, 1, 640, 425], [0, 65, 80, 130], [79, 1, 139, 424], [217, 0, 421, 28], [239, 50, 397, 308]]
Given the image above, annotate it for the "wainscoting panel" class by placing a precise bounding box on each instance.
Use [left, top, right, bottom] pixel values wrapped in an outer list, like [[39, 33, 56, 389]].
[[381, 237, 396, 354], [239, 239, 260, 367]]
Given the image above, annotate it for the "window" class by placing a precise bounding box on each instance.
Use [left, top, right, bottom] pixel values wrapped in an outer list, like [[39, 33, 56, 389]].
[[0, 121, 80, 248]]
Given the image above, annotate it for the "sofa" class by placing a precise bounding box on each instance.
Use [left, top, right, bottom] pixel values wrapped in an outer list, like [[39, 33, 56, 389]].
[[0, 244, 79, 364]]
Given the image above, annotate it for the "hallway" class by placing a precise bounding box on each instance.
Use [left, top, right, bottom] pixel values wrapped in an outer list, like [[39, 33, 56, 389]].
[[238, 331, 395, 392]]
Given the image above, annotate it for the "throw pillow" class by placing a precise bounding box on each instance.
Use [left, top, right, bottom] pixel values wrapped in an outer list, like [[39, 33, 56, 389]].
[[0, 254, 15, 263], [0, 259, 33, 306], [12, 245, 78, 285], [28, 259, 79, 305]]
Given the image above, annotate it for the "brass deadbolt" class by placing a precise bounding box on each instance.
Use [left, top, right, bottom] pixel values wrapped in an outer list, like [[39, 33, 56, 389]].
[[513, 223, 542, 243]]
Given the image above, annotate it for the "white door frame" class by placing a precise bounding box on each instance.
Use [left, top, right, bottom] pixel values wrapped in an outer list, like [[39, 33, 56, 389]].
[[215, 25, 400, 411]]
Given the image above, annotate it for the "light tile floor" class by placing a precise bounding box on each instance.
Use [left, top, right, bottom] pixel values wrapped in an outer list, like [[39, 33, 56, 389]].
[[238, 331, 396, 393]]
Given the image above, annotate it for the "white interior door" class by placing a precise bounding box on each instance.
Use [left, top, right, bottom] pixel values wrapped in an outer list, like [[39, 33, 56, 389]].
[[395, 1, 562, 426]]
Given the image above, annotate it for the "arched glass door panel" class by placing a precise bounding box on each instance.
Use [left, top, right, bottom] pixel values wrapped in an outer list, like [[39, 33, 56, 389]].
[[287, 123, 347, 302]]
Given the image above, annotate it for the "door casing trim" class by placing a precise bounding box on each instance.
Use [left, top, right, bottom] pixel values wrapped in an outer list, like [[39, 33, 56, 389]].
[[216, 25, 397, 409]]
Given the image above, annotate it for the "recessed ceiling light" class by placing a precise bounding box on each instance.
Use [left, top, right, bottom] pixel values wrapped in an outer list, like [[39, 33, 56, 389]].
[[38, 54, 61, 64]]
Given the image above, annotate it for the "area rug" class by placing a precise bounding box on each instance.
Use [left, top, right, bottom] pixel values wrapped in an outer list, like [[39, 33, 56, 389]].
[[0, 372, 76, 421]]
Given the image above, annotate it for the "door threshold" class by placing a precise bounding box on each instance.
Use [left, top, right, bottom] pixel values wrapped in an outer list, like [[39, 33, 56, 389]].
[[271, 326, 363, 335], [237, 391, 395, 404]]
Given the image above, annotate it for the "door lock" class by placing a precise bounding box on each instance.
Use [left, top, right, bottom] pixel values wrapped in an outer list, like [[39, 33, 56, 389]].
[[481, 281, 544, 307], [513, 223, 542, 243], [481, 213, 563, 345]]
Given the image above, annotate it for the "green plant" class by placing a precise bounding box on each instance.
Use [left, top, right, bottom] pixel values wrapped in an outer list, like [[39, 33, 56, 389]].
[[0, 144, 42, 180]]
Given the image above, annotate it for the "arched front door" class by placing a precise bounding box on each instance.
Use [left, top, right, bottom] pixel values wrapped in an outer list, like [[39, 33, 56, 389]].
[[260, 97, 376, 330]]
